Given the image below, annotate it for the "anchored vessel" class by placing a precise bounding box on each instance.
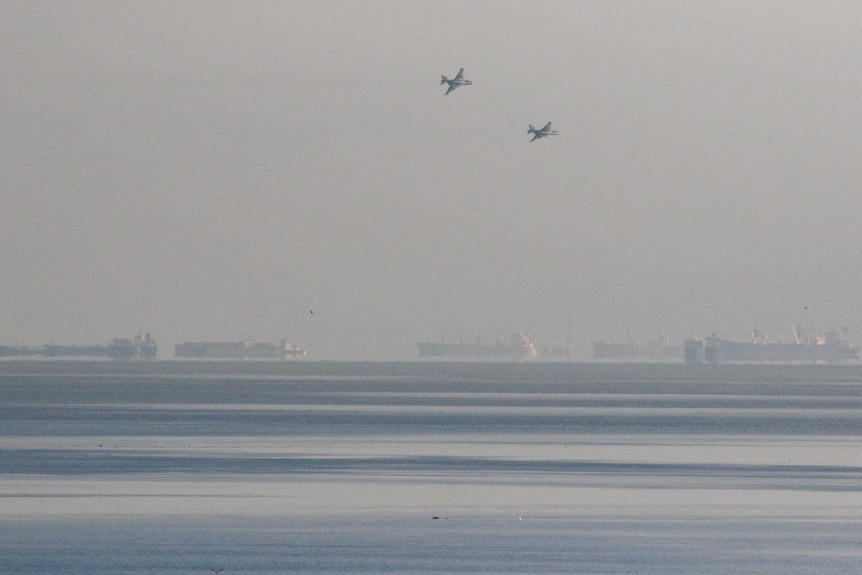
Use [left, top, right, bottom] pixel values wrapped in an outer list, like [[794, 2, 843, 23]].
[[174, 340, 306, 359], [0, 333, 157, 359], [591, 340, 683, 361], [685, 326, 859, 363], [417, 333, 537, 361]]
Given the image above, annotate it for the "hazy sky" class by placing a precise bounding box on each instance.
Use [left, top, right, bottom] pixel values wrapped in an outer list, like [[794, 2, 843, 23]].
[[3, 1, 862, 359]]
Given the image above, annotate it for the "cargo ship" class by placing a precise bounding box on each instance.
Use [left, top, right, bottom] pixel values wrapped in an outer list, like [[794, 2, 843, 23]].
[[590, 326, 682, 361], [591, 339, 683, 361], [417, 333, 537, 361], [684, 325, 859, 364], [0, 333, 157, 360], [174, 340, 306, 359]]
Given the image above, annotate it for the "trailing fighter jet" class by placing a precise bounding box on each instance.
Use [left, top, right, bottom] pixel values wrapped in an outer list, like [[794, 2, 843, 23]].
[[528, 122, 559, 141], [440, 68, 473, 95]]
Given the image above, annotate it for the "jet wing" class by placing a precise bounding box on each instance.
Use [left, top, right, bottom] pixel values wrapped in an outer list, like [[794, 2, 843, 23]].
[[445, 84, 458, 95], [454, 68, 465, 80], [541, 122, 552, 132]]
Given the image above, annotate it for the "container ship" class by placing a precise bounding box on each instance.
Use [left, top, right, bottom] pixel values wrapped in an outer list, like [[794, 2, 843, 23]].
[[174, 340, 306, 359], [0, 333, 157, 360], [417, 333, 537, 361], [684, 325, 859, 364]]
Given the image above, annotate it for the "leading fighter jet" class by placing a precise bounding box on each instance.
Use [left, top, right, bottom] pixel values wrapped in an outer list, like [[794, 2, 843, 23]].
[[528, 122, 559, 142], [440, 68, 473, 95]]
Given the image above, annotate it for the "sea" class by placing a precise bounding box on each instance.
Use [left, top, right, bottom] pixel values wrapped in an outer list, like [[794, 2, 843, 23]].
[[2, 360, 862, 574]]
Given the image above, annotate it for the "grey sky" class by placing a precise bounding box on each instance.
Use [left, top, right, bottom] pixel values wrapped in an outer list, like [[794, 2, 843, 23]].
[[3, 1, 862, 359]]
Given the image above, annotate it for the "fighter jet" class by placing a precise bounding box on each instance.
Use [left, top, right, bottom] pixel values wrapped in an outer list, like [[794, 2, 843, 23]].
[[440, 68, 473, 95], [528, 122, 559, 142]]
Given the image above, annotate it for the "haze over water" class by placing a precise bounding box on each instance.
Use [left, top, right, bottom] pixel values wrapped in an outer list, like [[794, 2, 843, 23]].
[[5, 3, 862, 359], [3, 360, 862, 573]]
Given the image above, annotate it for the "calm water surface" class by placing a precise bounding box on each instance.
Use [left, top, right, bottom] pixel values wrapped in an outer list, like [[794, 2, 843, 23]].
[[2, 361, 862, 574]]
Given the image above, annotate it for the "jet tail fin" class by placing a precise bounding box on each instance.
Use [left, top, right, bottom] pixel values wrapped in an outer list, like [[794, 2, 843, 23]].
[[528, 124, 536, 133], [440, 76, 448, 85]]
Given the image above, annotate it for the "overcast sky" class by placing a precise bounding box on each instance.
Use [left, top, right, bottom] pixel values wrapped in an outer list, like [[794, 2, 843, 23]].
[[3, 1, 862, 359]]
